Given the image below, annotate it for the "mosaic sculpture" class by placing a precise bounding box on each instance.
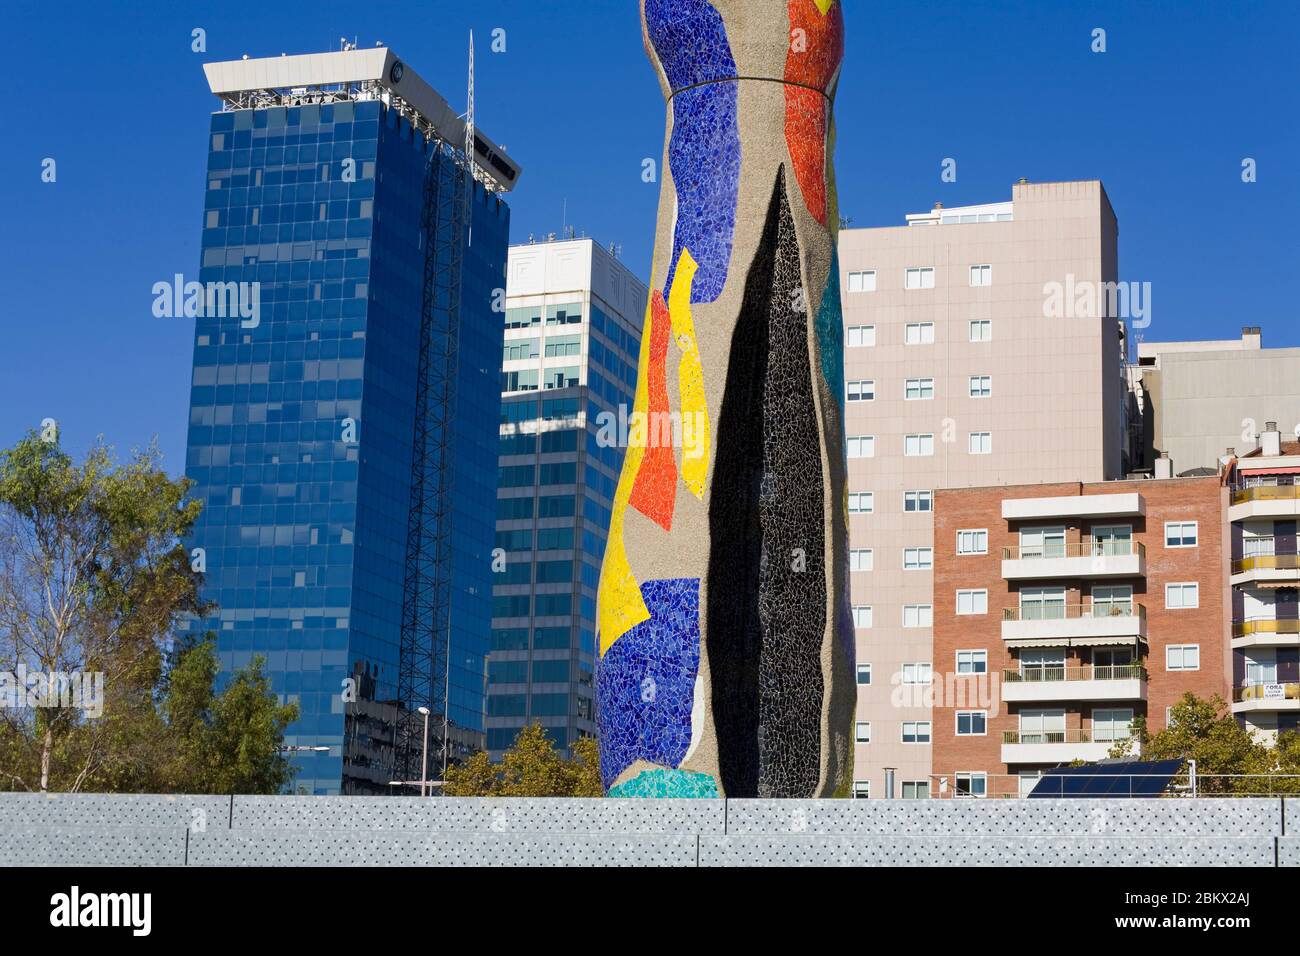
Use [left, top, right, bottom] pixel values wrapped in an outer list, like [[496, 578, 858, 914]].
[[595, 0, 852, 798]]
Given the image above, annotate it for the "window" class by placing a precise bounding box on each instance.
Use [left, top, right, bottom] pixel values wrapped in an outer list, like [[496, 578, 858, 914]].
[[847, 435, 876, 459], [969, 375, 992, 398], [957, 650, 988, 674], [1093, 708, 1134, 742], [903, 547, 933, 570], [855, 721, 872, 743], [852, 605, 873, 629], [1166, 644, 1200, 671], [905, 267, 935, 290], [847, 324, 876, 347], [956, 589, 988, 615], [850, 549, 874, 572], [957, 529, 988, 554], [901, 781, 929, 799], [852, 780, 871, 798], [847, 380, 875, 402], [1020, 527, 1066, 559], [955, 772, 988, 797], [969, 319, 992, 342], [847, 270, 877, 293], [902, 662, 933, 685], [1165, 521, 1199, 548], [856, 663, 872, 685], [903, 604, 933, 627], [904, 377, 935, 400], [904, 433, 935, 457], [1166, 582, 1200, 609], [1246, 656, 1277, 685], [968, 431, 992, 455], [1020, 586, 1067, 620], [848, 492, 875, 513], [904, 490, 933, 512], [905, 322, 935, 345], [956, 711, 987, 736], [902, 721, 932, 743], [969, 264, 992, 287]]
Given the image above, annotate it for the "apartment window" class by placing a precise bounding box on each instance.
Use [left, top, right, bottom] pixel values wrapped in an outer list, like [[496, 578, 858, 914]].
[[847, 270, 877, 293], [852, 605, 874, 629], [855, 721, 872, 743], [905, 377, 935, 400], [902, 662, 933, 685], [1093, 708, 1134, 743], [956, 589, 989, 615], [905, 322, 935, 345], [903, 604, 934, 627], [1165, 521, 1199, 548], [901, 781, 930, 799], [850, 549, 874, 572], [969, 319, 992, 342], [903, 547, 933, 570], [856, 663, 872, 685], [968, 431, 993, 455], [904, 490, 933, 512], [1166, 582, 1200, 609], [847, 435, 876, 459], [1166, 644, 1201, 671], [852, 780, 871, 798], [969, 264, 992, 287], [969, 375, 992, 398], [847, 324, 876, 347], [955, 772, 988, 798], [905, 267, 935, 290], [956, 711, 987, 736], [902, 721, 932, 744], [904, 433, 935, 457], [848, 492, 875, 514], [847, 380, 875, 402], [957, 650, 988, 674], [956, 529, 989, 554]]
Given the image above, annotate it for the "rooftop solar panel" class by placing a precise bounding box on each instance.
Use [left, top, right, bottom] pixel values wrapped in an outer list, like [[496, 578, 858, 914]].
[[1026, 759, 1183, 798]]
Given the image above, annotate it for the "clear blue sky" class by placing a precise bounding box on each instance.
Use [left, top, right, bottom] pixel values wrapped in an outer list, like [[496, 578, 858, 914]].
[[2, 0, 1296, 473]]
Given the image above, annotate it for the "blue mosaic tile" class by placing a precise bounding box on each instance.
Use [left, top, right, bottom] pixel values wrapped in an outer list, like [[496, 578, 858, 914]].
[[595, 577, 701, 790], [645, 0, 740, 303], [815, 247, 844, 408], [608, 768, 719, 799]]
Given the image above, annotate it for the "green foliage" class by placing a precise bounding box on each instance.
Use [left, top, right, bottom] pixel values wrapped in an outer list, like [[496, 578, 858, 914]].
[[1109, 692, 1300, 794], [443, 724, 603, 797], [0, 432, 295, 793]]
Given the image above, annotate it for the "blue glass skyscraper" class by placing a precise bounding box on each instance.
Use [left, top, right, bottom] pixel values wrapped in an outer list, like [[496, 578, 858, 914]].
[[185, 48, 519, 793]]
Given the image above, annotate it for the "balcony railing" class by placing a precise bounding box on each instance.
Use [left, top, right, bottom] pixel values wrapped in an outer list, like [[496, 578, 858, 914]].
[[1001, 728, 1134, 745], [1231, 485, 1300, 505], [1002, 540, 1145, 561], [1232, 619, 1300, 638], [1233, 682, 1300, 704], [1003, 603, 1146, 622], [1232, 553, 1300, 574], [1002, 665, 1146, 683]]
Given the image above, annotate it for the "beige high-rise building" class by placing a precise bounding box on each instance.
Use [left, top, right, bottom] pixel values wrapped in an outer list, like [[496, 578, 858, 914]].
[[838, 180, 1127, 798]]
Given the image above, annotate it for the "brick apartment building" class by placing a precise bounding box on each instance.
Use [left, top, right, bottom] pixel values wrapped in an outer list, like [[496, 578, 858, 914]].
[[929, 476, 1231, 798]]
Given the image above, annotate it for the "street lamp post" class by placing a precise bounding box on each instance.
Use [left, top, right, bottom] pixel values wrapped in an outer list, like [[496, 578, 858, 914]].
[[417, 706, 431, 797]]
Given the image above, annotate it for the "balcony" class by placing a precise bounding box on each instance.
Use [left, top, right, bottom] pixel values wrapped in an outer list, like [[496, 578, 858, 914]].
[[1229, 485, 1300, 522], [1001, 665, 1147, 703], [1231, 539, 1300, 586], [1001, 728, 1137, 765], [1002, 492, 1145, 522], [1002, 603, 1147, 646], [1232, 618, 1300, 649], [1231, 683, 1300, 714], [1002, 541, 1145, 581]]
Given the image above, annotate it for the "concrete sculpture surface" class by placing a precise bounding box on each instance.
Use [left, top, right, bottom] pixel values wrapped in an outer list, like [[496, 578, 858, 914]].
[[596, 0, 852, 798]]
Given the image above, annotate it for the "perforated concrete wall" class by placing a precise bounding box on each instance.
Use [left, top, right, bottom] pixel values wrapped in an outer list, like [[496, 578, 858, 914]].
[[0, 795, 1292, 867]]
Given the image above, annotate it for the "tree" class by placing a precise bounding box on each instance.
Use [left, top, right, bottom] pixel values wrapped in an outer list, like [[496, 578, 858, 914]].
[[1110, 692, 1300, 794], [443, 724, 604, 797]]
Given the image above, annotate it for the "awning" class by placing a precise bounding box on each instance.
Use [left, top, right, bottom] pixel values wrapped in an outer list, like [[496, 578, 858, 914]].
[[1005, 635, 1146, 649]]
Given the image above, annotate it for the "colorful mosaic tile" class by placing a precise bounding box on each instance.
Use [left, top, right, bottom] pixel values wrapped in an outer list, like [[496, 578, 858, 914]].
[[784, 0, 844, 225], [628, 291, 678, 530], [815, 246, 845, 407], [608, 768, 720, 799]]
